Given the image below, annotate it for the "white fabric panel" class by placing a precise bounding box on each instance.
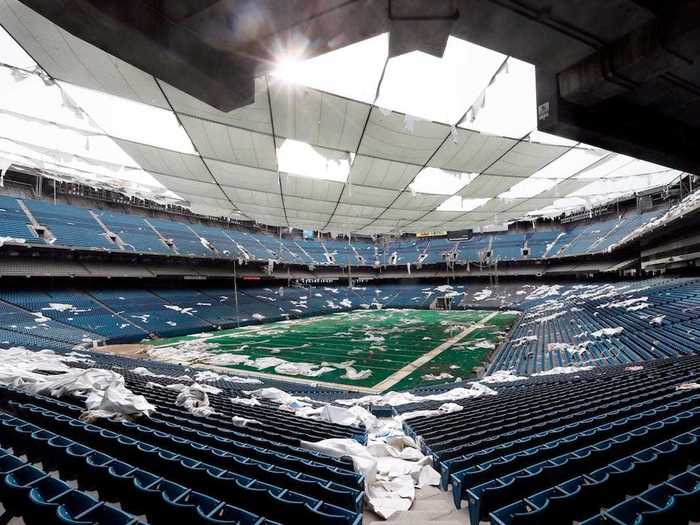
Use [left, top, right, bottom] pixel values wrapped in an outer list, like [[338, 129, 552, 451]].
[[405, 222, 444, 232], [161, 77, 271, 134], [150, 174, 222, 200], [113, 139, 212, 182], [0, 0, 167, 108], [286, 209, 331, 222], [224, 188, 283, 211], [327, 215, 375, 228], [340, 184, 399, 207], [428, 130, 517, 173], [359, 109, 447, 164], [471, 198, 518, 214], [484, 141, 569, 177], [205, 159, 280, 194], [364, 218, 407, 230], [251, 214, 287, 227], [284, 195, 336, 214], [334, 203, 389, 220], [270, 84, 369, 151], [379, 208, 428, 220], [458, 174, 525, 198], [187, 197, 239, 218], [392, 192, 445, 211], [505, 179, 592, 214], [349, 155, 420, 190], [417, 211, 466, 223], [282, 173, 343, 202], [180, 116, 276, 170]]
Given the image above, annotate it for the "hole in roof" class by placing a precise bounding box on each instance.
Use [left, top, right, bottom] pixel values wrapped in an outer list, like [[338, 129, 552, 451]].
[[498, 148, 607, 200], [438, 195, 490, 212], [277, 139, 351, 182], [272, 34, 388, 104], [409, 167, 477, 195], [0, 27, 36, 69], [0, 69, 97, 132], [458, 57, 536, 139], [59, 82, 197, 154], [376, 37, 506, 124]]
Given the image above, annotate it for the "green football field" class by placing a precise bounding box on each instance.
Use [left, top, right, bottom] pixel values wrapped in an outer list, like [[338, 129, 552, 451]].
[[149, 309, 517, 391]]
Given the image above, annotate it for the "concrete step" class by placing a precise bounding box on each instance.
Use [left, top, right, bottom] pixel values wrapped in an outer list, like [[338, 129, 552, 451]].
[[363, 485, 467, 525]]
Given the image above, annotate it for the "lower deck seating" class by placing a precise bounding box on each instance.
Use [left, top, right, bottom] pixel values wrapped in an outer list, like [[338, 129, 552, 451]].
[[0, 371, 365, 525], [403, 355, 700, 525]]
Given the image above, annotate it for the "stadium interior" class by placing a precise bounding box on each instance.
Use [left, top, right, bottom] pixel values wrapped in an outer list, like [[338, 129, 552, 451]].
[[0, 1, 700, 524]]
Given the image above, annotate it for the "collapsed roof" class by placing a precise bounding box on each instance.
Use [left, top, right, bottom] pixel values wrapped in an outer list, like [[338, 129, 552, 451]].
[[0, 1, 684, 234]]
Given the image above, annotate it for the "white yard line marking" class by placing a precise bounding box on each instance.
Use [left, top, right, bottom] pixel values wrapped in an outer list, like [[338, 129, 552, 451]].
[[371, 311, 500, 392]]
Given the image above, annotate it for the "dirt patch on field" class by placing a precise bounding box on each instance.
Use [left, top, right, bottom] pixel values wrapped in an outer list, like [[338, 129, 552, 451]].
[[95, 344, 150, 357]]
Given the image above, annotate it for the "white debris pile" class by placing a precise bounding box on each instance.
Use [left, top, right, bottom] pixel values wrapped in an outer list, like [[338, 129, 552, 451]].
[[132, 366, 193, 381], [229, 396, 261, 407], [473, 289, 493, 301], [0, 236, 26, 247], [42, 303, 74, 312], [165, 382, 222, 417], [511, 335, 537, 347], [244, 387, 313, 410], [163, 304, 195, 316], [81, 371, 157, 422], [395, 402, 463, 423], [532, 365, 594, 376], [650, 315, 665, 326], [148, 341, 371, 381], [547, 341, 590, 355], [591, 327, 624, 338], [302, 432, 440, 519], [598, 297, 649, 309], [421, 373, 453, 381], [479, 370, 527, 383], [337, 382, 497, 408], [0, 347, 154, 421], [295, 404, 378, 429], [192, 370, 263, 384]]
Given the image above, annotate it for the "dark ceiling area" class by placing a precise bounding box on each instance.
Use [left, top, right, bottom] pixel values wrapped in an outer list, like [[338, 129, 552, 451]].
[[19, 0, 700, 174]]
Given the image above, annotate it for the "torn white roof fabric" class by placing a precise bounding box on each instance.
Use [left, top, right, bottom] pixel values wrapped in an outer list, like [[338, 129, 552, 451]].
[[0, 4, 683, 233]]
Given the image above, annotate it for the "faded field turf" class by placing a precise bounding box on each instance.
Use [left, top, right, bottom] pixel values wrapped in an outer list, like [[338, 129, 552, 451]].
[[148, 309, 517, 390]]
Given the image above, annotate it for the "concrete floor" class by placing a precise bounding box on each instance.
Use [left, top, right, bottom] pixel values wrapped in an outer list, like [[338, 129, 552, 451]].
[[364, 485, 468, 525]]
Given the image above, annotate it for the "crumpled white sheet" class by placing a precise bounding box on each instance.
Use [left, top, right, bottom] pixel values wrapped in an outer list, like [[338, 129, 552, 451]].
[[532, 365, 593, 376], [133, 366, 192, 381], [166, 382, 221, 417], [231, 415, 261, 427], [192, 370, 262, 384], [336, 382, 497, 408], [421, 372, 453, 381], [591, 327, 624, 338], [82, 374, 157, 422], [394, 402, 463, 423], [0, 347, 154, 421], [302, 433, 440, 519], [480, 370, 527, 383], [0, 236, 26, 247], [295, 404, 378, 430], [229, 396, 261, 406], [244, 387, 313, 410]]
